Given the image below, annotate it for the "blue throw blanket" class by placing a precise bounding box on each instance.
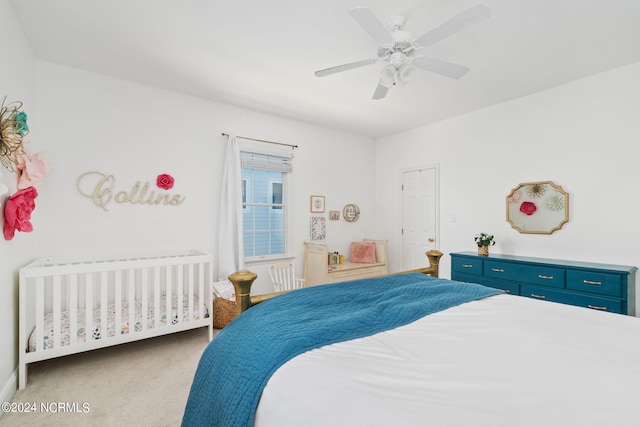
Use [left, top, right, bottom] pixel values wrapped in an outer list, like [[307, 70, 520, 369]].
[[182, 273, 499, 427]]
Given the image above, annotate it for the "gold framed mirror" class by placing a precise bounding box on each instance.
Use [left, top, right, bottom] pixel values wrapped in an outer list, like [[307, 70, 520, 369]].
[[506, 181, 569, 234]]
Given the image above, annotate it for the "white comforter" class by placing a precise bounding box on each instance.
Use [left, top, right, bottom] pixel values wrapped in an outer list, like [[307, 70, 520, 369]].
[[255, 294, 640, 427]]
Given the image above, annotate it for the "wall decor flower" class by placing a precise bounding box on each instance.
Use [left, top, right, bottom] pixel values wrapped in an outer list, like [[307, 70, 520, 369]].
[[519, 201, 537, 216], [3, 186, 38, 240], [0, 97, 28, 172], [15, 144, 50, 189], [545, 193, 565, 211], [526, 183, 547, 198], [156, 173, 175, 190]]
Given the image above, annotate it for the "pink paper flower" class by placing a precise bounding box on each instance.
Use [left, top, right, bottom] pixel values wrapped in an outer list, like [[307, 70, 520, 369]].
[[15, 147, 50, 190], [508, 190, 522, 204], [519, 201, 537, 216], [156, 173, 174, 190], [3, 186, 38, 240]]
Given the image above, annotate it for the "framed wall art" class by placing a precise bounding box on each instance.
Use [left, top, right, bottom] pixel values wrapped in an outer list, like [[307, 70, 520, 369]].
[[310, 216, 326, 240], [343, 203, 360, 222], [310, 195, 325, 213]]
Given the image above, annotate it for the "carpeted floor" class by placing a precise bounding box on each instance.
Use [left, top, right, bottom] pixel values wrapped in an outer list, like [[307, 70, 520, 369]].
[[0, 327, 214, 427]]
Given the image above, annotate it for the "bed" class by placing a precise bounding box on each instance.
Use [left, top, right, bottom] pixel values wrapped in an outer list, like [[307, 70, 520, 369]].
[[19, 249, 213, 390], [182, 252, 640, 426]]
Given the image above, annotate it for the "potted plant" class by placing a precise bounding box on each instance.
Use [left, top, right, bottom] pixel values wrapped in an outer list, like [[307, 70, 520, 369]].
[[474, 233, 495, 256]]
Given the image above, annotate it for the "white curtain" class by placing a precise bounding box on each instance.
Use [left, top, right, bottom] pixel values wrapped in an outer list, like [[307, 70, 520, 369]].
[[217, 134, 245, 280]]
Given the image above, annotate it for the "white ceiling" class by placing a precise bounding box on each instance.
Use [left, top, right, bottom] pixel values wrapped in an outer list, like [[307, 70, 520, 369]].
[[10, 0, 640, 138]]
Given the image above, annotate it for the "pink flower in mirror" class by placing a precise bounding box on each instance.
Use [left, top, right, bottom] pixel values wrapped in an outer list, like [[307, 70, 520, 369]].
[[3, 186, 38, 240], [519, 201, 537, 216], [156, 173, 175, 190], [15, 146, 50, 190], [508, 189, 522, 204]]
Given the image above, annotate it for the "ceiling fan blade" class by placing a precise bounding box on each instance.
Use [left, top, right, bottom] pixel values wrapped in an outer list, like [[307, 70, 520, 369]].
[[372, 82, 389, 100], [349, 7, 394, 46], [413, 56, 470, 79], [314, 58, 378, 77], [413, 4, 491, 48], [396, 1, 426, 24]]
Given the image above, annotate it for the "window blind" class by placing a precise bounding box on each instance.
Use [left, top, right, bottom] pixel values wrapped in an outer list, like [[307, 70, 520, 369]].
[[240, 152, 292, 173]]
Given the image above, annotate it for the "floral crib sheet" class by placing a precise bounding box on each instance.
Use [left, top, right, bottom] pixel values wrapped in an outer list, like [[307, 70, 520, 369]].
[[28, 293, 208, 352]]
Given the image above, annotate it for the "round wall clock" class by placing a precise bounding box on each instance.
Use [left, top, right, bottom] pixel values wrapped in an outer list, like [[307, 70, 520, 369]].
[[342, 203, 360, 222]]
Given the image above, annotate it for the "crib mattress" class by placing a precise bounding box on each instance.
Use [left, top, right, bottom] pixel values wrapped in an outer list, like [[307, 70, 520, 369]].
[[28, 294, 208, 352]]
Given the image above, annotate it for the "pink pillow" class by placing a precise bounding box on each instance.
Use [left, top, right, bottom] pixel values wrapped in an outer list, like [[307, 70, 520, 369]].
[[350, 242, 377, 263]]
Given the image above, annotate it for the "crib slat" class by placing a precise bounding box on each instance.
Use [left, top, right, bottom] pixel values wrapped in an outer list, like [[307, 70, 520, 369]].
[[166, 266, 172, 326], [128, 268, 135, 334], [85, 273, 93, 342], [35, 278, 44, 352], [154, 267, 160, 329], [69, 274, 78, 346], [198, 262, 204, 320], [177, 264, 184, 325], [52, 275, 61, 348], [115, 270, 122, 336], [141, 268, 148, 331], [100, 271, 108, 340], [188, 264, 194, 320]]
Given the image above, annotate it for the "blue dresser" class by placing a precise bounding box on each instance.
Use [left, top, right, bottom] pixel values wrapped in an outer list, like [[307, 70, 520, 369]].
[[450, 252, 637, 315]]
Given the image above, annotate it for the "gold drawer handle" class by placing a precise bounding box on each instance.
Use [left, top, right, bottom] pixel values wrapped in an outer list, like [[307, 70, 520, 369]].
[[538, 274, 554, 280], [583, 280, 602, 285], [502, 289, 511, 294], [588, 304, 607, 311], [491, 268, 505, 273], [530, 293, 546, 299], [462, 264, 473, 268]]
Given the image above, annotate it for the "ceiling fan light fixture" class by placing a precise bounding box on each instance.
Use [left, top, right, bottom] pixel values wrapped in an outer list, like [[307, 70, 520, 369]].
[[398, 64, 415, 84], [380, 64, 397, 87]]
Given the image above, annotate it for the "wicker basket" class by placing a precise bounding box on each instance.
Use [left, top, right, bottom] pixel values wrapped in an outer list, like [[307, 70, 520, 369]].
[[212, 297, 237, 329]]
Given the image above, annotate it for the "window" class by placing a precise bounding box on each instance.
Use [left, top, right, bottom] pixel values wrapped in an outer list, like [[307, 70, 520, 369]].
[[241, 151, 292, 259]]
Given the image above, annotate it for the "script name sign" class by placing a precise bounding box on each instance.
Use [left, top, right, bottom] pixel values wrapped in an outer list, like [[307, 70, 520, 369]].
[[77, 171, 186, 211]]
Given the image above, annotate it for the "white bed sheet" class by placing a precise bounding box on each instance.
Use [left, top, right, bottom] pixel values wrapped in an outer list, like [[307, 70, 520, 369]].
[[255, 294, 640, 427]]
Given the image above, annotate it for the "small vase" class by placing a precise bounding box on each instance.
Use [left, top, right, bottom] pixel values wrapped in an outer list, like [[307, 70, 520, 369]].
[[478, 246, 489, 256]]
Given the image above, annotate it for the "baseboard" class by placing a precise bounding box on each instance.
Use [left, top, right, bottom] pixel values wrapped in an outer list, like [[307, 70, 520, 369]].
[[0, 370, 17, 417]]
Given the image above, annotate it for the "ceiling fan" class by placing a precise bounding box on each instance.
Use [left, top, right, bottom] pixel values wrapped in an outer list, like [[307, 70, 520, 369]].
[[314, 4, 491, 100]]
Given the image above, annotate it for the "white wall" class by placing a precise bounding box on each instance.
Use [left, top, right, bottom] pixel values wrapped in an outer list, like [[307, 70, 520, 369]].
[[0, 0, 37, 405], [1, 47, 377, 403], [376, 61, 640, 308], [34, 61, 377, 295]]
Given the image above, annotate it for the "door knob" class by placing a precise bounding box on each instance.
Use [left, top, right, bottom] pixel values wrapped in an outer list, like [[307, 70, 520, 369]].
[[428, 237, 435, 242]]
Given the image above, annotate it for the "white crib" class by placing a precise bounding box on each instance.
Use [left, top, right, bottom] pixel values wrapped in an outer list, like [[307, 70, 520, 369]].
[[18, 249, 213, 389]]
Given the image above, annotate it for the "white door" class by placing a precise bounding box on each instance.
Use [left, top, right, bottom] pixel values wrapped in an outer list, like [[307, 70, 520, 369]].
[[402, 166, 438, 270]]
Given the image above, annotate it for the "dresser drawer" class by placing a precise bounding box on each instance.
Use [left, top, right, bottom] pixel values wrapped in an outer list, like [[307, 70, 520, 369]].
[[567, 270, 622, 298], [483, 260, 520, 281], [451, 257, 483, 275], [485, 261, 565, 289], [452, 272, 518, 294], [519, 264, 565, 288], [521, 285, 623, 314]]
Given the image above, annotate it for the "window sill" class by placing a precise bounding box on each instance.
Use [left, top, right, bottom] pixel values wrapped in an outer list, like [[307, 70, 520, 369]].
[[245, 255, 294, 266]]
